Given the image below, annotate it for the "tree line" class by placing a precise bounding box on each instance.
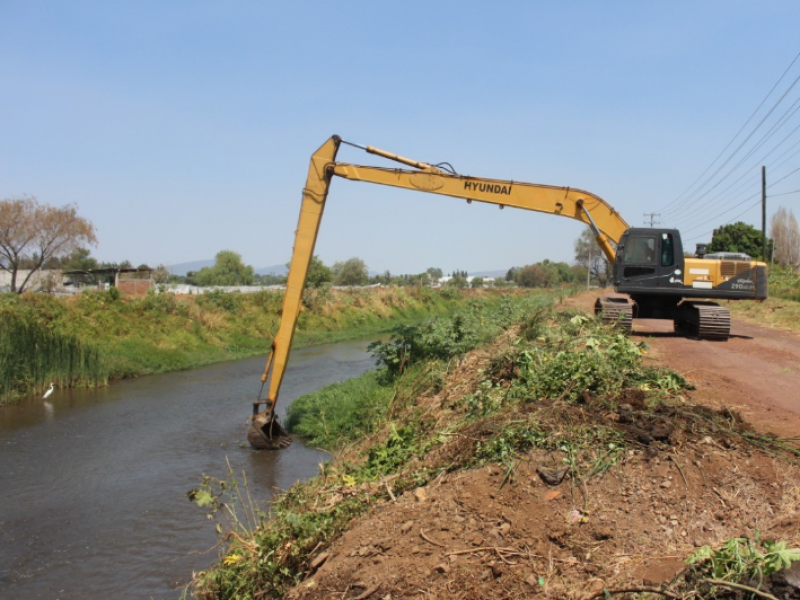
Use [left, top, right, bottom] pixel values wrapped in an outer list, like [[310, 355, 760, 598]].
[[3, 195, 800, 295]]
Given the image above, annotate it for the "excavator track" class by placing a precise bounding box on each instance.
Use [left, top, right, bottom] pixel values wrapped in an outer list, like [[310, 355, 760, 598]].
[[594, 297, 633, 332], [675, 302, 730, 340]]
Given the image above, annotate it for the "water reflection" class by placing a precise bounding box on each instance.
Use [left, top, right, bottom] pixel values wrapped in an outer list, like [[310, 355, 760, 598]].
[[0, 338, 378, 599]]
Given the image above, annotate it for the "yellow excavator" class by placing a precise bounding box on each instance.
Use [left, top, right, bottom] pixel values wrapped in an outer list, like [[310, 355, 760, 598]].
[[248, 135, 768, 449]]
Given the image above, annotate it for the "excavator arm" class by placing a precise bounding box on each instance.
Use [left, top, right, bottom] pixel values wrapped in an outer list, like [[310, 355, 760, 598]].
[[247, 135, 629, 449]]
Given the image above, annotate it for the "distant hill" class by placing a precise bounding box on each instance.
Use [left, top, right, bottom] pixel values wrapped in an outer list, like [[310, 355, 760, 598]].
[[168, 260, 214, 276], [256, 264, 288, 276], [169, 260, 288, 277]]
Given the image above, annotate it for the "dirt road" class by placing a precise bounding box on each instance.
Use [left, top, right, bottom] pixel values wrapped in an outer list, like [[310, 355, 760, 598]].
[[573, 291, 800, 440]]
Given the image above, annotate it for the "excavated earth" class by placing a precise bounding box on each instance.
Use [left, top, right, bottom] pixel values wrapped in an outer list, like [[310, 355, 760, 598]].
[[282, 292, 800, 600]]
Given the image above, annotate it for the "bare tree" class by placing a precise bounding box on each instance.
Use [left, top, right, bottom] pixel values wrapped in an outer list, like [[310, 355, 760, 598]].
[[0, 196, 97, 293], [770, 206, 800, 267], [574, 227, 610, 287]]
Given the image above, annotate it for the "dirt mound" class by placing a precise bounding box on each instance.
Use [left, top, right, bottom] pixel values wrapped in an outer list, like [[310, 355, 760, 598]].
[[285, 387, 800, 599], [190, 295, 800, 600], [288, 441, 798, 599]]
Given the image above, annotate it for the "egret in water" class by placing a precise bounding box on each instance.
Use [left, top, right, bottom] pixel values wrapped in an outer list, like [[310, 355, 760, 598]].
[[43, 382, 54, 399]]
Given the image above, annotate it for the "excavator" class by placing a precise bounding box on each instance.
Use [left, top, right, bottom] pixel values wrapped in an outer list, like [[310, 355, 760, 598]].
[[248, 135, 768, 449]]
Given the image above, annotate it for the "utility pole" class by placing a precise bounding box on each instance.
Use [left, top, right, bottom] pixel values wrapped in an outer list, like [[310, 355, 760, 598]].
[[587, 245, 592, 290], [762, 166, 767, 261], [643, 213, 660, 227]]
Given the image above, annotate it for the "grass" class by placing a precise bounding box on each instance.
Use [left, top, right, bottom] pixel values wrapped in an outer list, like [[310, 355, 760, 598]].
[[0, 296, 107, 402], [0, 286, 520, 403], [724, 265, 800, 333]]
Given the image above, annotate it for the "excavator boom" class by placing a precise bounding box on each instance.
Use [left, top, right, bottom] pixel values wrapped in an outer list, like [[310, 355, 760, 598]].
[[248, 135, 629, 449], [248, 135, 766, 449]]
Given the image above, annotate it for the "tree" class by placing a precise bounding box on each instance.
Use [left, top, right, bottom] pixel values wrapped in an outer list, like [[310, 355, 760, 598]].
[[152, 264, 170, 284], [515, 260, 579, 288], [574, 227, 610, 287], [194, 250, 255, 286], [770, 207, 800, 266], [0, 196, 97, 293], [447, 273, 468, 288], [332, 257, 369, 286], [304, 255, 333, 288], [426, 267, 443, 282], [709, 222, 771, 260], [57, 247, 100, 285], [470, 276, 485, 288]]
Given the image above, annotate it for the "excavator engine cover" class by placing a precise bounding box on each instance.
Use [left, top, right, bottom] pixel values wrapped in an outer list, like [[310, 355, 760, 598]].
[[247, 410, 291, 450]]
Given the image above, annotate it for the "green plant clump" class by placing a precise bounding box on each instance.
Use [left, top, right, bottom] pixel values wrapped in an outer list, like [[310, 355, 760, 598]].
[[369, 294, 554, 378], [687, 535, 800, 595], [284, 370, 393, 448], [0, 302, 107, 403]]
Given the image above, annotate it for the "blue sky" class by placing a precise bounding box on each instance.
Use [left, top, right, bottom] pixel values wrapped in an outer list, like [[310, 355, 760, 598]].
[[2, 1, 799, 274]]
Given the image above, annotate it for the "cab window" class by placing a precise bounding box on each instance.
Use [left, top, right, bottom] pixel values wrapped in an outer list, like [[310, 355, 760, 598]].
[[623, 236, 656, 264], [661, 233, 675, 267]]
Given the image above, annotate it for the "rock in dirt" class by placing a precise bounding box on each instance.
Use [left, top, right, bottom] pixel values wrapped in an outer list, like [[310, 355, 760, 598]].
[[536, 465, 568, 485], [309, 551, 330, 570], [770, 561, 800, 599], [591, 526, 613, 541]]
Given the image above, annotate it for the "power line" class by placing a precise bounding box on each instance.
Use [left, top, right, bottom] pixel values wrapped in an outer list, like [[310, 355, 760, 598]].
[[667, 126, 800, 228], [660, 51, 800, 217], [771, 189, 800, 197], [681, 166, 800, 241], [643, 212, 660, 227], [669, 142, 800, 229]]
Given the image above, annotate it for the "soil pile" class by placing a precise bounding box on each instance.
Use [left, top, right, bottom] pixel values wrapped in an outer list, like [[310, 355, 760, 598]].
[[282, 331, 800, 599], [286, 393, 800, 599], [193, 298, 800, 600]]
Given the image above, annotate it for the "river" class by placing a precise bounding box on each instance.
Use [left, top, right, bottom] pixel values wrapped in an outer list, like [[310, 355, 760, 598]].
[[0, 338, 378, 599]]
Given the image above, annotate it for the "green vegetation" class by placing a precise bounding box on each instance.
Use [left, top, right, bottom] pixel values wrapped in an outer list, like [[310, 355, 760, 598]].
[[724, 265, 800, 332], [192, 250, 255, 286], [332, 257, 369, 286], [768, 264, 800, 302], [686, 535, 800, 598], [0, 286, 522, 403], [284, 371, 393, 448], [505, 259, 586, 288], [0, 297, 107, 402], [287, 294, 553, 446], [710, 221, 772, 261], [194, 294, 752, 599]]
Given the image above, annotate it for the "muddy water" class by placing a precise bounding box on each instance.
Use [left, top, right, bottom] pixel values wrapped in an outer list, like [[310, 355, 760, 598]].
[[0, 339, 378, 599]]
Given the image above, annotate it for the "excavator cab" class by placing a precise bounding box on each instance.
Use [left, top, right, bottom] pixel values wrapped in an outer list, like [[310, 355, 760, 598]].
[[613, 228, 686, 296]]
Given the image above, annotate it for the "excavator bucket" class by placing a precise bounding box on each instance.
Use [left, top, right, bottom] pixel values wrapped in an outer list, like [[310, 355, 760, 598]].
[[247, 405, 292, 450]]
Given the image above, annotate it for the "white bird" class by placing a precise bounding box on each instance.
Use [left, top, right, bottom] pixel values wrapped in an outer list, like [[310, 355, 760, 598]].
[[43, 383, 54, 399]]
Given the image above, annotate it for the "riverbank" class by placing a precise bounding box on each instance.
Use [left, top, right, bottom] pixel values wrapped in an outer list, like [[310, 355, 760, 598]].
[[0, 286, 545, 404], [190, 294, 800, 600]]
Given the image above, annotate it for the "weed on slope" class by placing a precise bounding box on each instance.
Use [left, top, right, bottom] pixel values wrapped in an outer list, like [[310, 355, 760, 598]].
[[189, 301, 800, 600]]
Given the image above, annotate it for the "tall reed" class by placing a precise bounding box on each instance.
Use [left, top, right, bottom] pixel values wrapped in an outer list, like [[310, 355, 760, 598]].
[[0, 314, 107, 404]]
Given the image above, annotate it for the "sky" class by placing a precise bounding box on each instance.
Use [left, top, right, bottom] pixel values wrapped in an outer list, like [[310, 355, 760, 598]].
[[2, 1, 800, 275]]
